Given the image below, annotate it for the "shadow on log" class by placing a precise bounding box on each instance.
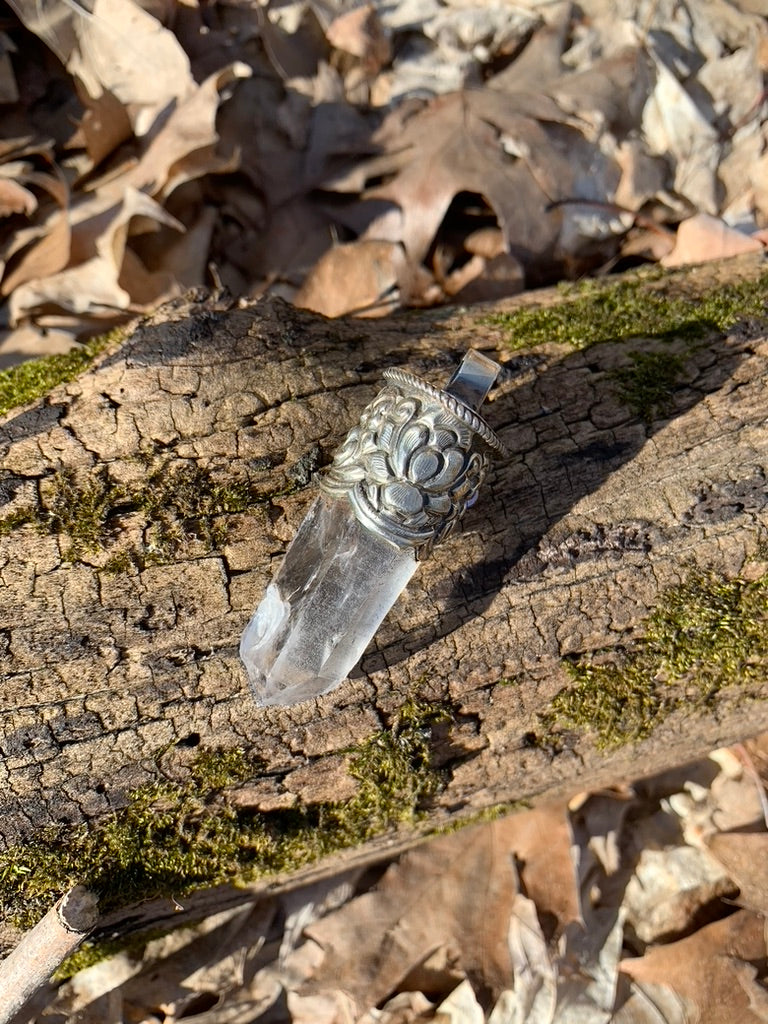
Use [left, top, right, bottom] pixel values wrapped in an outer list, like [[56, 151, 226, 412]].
[[1, 253, 767, 947]]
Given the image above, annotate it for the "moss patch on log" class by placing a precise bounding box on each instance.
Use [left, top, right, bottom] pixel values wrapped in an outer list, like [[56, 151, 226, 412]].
[[539, 567, 768, 749], [487, 267, 768, 350], [610, 349, 687, 423], [0, 329, 127, 418], [0, 702, 450, 931], [0, 461, 293, 564]]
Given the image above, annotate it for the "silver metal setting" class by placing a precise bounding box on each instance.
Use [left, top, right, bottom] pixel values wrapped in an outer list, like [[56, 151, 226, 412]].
[[383, 369, 507, 454], [321, 372, 504, 559]]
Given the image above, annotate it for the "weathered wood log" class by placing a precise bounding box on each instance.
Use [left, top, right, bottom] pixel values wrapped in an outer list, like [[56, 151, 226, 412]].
[[1, 253, 767, 948]]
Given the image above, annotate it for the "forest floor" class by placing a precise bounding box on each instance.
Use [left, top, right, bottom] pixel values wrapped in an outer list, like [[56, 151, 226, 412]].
[[27, 733, 768, 1023], [1, 0, 767, 1021]]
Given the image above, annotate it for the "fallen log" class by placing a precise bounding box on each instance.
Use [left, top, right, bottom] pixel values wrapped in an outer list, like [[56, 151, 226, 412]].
[[1, 253, 767, 951]]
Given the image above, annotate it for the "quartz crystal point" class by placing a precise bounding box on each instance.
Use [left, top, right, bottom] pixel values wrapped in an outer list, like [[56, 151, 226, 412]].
[[240, 351, 505, 706]]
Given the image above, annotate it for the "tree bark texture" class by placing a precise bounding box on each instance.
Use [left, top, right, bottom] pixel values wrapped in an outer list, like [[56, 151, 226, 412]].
[[1, 255, 767, 906]]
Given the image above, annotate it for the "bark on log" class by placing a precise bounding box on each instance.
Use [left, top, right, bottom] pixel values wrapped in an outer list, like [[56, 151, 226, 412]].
[[1, 253, 767, 945]]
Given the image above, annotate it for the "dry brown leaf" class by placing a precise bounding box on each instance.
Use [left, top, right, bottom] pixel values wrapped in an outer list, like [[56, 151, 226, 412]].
[[0, 137, 48, 163], [705, 832, 768, 915], [243, 199, 337, 290], [303, 819, 523, 1011], [754, 151, 768, 224], [501, 803, 580, 941], [433, 979, 485, 1024], [71, 86, 134, 169], [303, 93, 376, 188], [622, 846, 735, 945], [735, 961, 768, 1023], [135, 205, 217, 292], [669, 753, 768, 838], [551, 48, 648, 136], [0, 175, 70, 296], [487, 1, 569, 94], [105, 63, 250, 200], [463, 226, 505, 260], [502, 891, 557, 1021], [8, 0, 194, 136], [742, 734, 768, 791], [0, 176, 37, 217], [302, 807, 580, 1012], [435, 252, 486, 298], [612, 980, 692, 1024], [641, 50, 720, 216], [324, 22, 641, 288], [396, 946, 464, 1003], [358, 989, 435, 1024], [0, 30, 18, 104], [661, 213, 764, 267], [619, 226, 676, 264], [294, 239, 412, 317], [449, 253, 525, 303], [613, 139, 669, 212], [215, 74, 308, 212], [287, 988, 359, 1024], [354, 90, 567, 269], [2, 57, 249, 323], [118, 246, 177, 308], [620, 910, 768, 1024], [8, 188, 183, 323], [326, 4, 391, 71]]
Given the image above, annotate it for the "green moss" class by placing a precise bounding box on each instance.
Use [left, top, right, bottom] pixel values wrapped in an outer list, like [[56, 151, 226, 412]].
[[0, 329, 126, 419], [540, 569, 768, 748], [0, 461, 292, 564], [56, 928, 171, 980], [0, 504, 37, 537], [56, 939, 128, 979], [487, 269, 768, 351], [43, 469, 128, 560], [137, 463, 255, 558], [103, 550, 135, 574], [611, 350, 686, 423], [429, 801, 527, 836], [0, 702, 451, 932]]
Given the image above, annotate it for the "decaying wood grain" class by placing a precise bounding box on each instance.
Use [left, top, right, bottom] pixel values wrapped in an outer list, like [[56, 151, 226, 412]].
[[1, 255, 767, 922]]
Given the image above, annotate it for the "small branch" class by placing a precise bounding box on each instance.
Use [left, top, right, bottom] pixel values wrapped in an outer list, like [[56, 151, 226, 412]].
[[0, 886, 98, 1024]]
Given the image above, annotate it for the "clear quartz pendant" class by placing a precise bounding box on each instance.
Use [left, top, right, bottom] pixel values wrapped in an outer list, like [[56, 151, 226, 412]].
[[240, 351, 505, 707]]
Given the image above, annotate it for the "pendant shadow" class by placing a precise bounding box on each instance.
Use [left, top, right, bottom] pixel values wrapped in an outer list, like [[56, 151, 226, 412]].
[[356, 320, 754, 678]]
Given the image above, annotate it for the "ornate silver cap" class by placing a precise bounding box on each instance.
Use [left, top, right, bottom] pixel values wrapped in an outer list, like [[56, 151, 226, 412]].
[[321, 351, 505, 559]]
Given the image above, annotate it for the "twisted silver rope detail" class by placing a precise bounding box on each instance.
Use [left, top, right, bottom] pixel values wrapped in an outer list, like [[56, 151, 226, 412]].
[[383, 368, 507, 455]]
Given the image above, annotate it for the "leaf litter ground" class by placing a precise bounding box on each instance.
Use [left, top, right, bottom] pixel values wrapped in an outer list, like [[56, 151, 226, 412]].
[[1, 0, 768, 1020], [30, 734, 768, 1023], [0, 0, 767, 361]]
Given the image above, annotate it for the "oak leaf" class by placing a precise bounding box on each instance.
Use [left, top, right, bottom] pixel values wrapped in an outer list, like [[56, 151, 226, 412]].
[[620, 911, 768, 1024]]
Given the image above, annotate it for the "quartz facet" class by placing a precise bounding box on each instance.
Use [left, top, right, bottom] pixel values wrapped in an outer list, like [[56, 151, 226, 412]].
[[241, 495, 417, 706]]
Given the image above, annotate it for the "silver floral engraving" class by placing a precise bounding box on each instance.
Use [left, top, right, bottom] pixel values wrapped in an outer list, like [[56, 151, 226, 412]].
[[321, 377, 499, 558]]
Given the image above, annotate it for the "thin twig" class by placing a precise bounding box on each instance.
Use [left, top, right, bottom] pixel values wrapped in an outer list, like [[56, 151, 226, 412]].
[[0, 886, 98, 1024]]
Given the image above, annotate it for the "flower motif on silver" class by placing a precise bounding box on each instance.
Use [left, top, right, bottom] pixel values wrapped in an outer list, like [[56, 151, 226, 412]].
[[322, 383, 490, 557]]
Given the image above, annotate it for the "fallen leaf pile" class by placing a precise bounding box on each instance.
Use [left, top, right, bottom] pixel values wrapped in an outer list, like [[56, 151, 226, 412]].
[[1, 0, 767, 362], [33, 735, 768, 1023]]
